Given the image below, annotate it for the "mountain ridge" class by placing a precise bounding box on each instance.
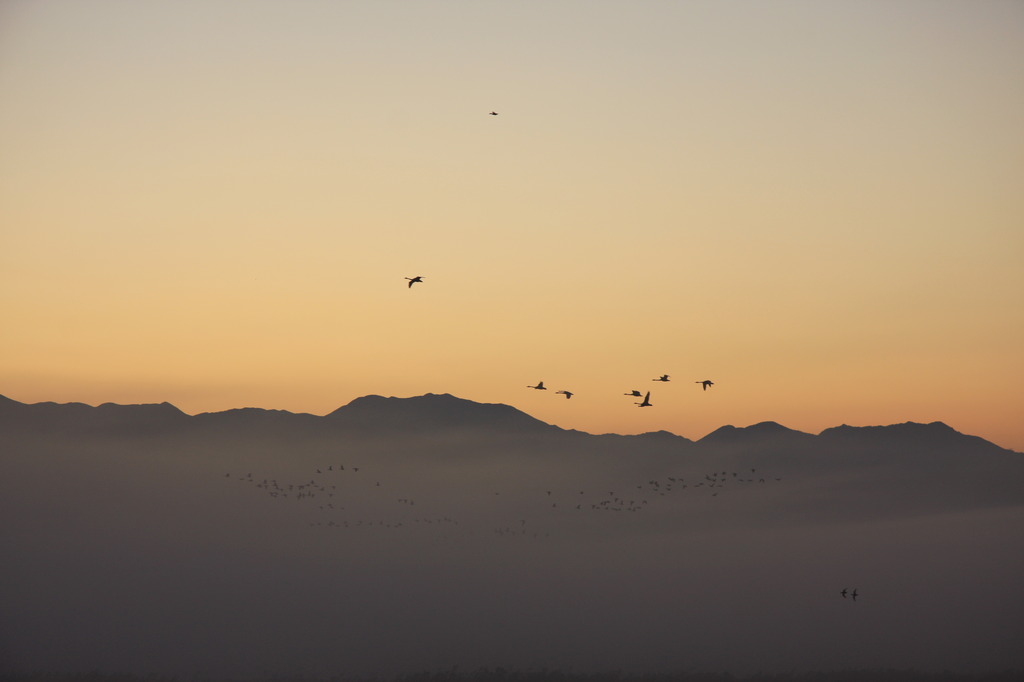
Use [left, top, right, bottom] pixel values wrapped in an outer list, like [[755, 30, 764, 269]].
[[697, 421, 816, 446], [0, 392, 1018, 453], [325, 392, 560, 433]]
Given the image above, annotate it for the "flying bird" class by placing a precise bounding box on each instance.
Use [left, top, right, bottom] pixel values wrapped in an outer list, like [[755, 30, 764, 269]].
[[696, 380, 714, 391], [489, 111, 499, 115], [555, 390, 574, 399], [636, 391, 652, 407], [653, 375, 670, 382], [405, 276, 423, 288], [527, 381, 547, 390], [851, 589, 859, 601], [624, 390, 643, 397], [840, 588, 848, 599]]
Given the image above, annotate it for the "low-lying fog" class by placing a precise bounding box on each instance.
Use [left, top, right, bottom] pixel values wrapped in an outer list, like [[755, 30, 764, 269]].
[[2, 399, 1022, 678]]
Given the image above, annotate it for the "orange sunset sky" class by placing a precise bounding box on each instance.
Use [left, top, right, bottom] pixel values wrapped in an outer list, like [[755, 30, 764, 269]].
[[2, 0, 1022, 450]]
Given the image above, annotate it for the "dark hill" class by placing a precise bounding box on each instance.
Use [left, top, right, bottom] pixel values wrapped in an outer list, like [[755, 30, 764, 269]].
[[325, 392, 561, 434], [817, 421, 1015, 455], [0, 394, 188, 435], [697, 421, 814, 451], [192, 406, 321, 431]]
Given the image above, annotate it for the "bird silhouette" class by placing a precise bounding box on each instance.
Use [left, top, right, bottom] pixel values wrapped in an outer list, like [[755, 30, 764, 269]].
[[851, 589, 859, 601], [488, 111, 499, 115], [696, 380, 714, 391], [624, 390, 643, 397], [653, 375, 670, 382], [555, 390, 574, 399], [636, 391, 652, 407], [840, 588, 848, 599], [527, 381, 547, 390], [405, 276, 423, 288]]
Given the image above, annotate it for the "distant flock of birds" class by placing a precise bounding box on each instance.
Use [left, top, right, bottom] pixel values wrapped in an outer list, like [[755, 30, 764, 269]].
[[223, 456, 785, 540], [223, 462, 856, 602]]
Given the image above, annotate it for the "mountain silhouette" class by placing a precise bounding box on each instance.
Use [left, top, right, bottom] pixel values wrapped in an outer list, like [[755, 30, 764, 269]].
[[193, 406, 322, 431], [0, 394, 189, 435], [0, 393, 1018, 456], [818, 420, 1011, 455], [325, 392, 561, 434], [697, 421, 815, 450]]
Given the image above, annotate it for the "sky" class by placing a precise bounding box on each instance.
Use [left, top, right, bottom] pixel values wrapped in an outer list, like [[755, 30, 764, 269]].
[[2, 0, 1023, 450]]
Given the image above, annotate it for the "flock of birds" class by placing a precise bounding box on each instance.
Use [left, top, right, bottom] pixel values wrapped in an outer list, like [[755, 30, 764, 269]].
[[222, 461, 857, 603], [529, 375, 714, 406], [409, 276, 712, 406], [223, 455, 786, 541], [527, 375, 713, 406], [224, 466, 461, 532]]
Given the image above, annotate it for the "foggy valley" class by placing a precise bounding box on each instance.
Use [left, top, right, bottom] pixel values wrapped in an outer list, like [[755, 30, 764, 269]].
[[2, 393, 1022, 679]]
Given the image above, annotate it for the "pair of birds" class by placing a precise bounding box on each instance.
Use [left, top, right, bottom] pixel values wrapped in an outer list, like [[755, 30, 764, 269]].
[[527, 382, 572, 399], [840, 588, 860, 601], [650, 375, 715, 390]]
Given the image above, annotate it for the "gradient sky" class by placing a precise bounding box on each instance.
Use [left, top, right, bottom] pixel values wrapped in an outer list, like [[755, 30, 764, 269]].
[[2, 0, 1022, 449]]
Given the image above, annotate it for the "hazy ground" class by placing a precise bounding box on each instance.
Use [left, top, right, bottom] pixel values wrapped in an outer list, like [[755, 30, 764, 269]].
[[2, 399, 1022, 678]]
